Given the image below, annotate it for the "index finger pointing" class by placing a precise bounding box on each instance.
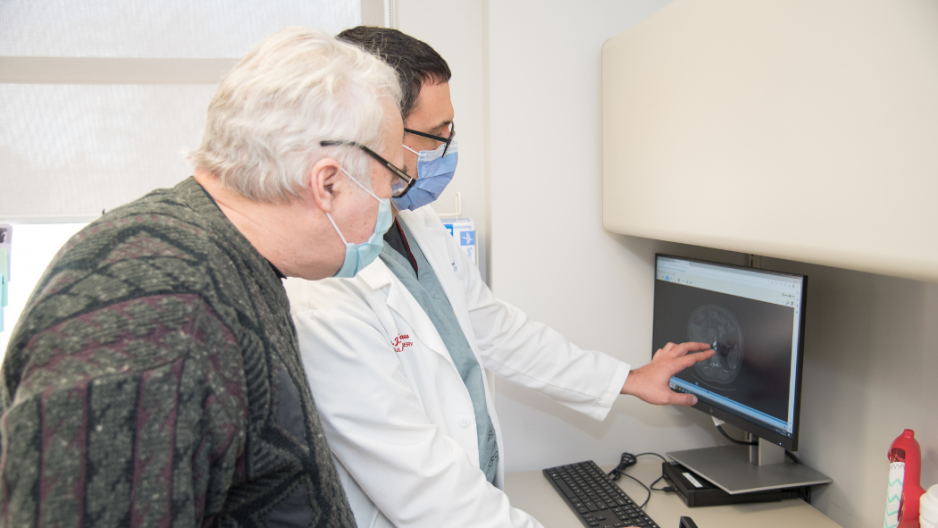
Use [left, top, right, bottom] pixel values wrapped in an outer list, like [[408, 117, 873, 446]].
[[667, 341, 713, 357], [678, 348, 716, 369]]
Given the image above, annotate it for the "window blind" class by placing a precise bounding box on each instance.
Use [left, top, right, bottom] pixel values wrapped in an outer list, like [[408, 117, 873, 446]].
[[0, 0, 362, 221]]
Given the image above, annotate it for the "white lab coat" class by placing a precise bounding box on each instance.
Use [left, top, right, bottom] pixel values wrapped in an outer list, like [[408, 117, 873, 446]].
[[285, 206, 630, 528]]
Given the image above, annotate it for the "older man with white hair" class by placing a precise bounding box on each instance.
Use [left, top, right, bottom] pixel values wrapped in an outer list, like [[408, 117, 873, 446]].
[[0, 27, 409, 527]]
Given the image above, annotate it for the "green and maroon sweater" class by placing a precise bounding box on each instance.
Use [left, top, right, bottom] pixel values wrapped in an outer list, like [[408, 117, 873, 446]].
[[0, 177, 356, 528]]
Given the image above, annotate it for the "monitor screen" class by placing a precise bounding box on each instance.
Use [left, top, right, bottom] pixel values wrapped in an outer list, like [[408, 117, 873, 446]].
[[652, 255, 807, 449]]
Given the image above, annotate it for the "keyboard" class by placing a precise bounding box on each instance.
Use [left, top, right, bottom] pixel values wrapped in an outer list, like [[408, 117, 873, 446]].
[[543, 461, 660, 528]]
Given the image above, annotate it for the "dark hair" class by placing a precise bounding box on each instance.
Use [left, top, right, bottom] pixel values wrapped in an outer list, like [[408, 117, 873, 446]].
[[337, 26, 451, 120]]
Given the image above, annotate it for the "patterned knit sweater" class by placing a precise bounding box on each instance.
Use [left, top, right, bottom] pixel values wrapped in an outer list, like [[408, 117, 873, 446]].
[[0, 177, 356, 528]]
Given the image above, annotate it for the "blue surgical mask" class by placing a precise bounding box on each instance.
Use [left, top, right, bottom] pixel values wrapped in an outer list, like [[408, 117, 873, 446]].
[[327, 169, 393, 278], [392, 140, 458, 211]]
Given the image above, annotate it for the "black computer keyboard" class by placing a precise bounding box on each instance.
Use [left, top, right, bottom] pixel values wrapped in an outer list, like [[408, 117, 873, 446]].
[[543, 461, 660, 528]]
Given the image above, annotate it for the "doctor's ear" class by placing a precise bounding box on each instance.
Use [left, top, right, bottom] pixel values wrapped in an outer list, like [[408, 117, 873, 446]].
[[307, 157, 343, 213]]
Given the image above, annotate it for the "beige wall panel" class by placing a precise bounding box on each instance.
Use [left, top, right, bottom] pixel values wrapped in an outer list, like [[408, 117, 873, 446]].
[[601, 0, 938, 282]]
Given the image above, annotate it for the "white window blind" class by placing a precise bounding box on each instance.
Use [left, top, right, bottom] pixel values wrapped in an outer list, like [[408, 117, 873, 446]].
[[0, 0, 362, 221]]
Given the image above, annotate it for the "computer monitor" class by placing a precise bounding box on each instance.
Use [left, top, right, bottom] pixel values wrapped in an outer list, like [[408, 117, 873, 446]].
[[652, 255, 830, 494], [652, 254, 806, 450]]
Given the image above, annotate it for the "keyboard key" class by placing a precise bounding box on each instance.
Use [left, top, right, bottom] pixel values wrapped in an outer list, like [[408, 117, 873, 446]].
[[558, 480, 579, 497]]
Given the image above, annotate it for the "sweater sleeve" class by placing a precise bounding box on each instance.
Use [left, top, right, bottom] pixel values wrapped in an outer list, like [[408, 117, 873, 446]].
[[0, 294, 248, 528]]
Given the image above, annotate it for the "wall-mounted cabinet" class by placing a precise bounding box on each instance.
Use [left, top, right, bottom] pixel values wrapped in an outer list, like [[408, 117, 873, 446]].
[[601, 0, 938, 282]]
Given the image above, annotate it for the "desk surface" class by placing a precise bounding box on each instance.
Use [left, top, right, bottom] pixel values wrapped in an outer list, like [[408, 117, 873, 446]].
[[503, 460, 842, 528]]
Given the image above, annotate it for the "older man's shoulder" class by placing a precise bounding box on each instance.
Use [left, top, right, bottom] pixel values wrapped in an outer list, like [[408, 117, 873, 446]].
[[54, 178, 231, 269], [17, 179, 245, 341], [1, 179, 249, 405]]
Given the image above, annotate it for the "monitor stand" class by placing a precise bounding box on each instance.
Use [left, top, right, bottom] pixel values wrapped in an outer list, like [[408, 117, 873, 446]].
[[667, 438, 832, 494]]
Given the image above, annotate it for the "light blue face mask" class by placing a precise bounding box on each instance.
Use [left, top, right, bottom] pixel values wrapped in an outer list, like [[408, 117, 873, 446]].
[[391, 140, 459, 211], [327, 169, 393, 278]]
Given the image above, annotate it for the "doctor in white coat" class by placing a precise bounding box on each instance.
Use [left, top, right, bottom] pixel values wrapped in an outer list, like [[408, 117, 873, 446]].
[[285, 27, 714, 528]]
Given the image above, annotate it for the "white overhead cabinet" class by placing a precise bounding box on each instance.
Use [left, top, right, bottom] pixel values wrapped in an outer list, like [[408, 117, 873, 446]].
[[601, 0, 938, 283]]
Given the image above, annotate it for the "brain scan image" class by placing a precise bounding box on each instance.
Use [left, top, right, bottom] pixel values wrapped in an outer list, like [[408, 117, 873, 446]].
[[686, 304, 744, 384]]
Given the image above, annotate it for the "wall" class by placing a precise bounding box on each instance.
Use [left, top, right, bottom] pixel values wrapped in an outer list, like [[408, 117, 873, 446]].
[[763, 256, 938, 525], [396, 1, 938, 527], [395, 1, 491, 282], [484, 0, 718, 462]]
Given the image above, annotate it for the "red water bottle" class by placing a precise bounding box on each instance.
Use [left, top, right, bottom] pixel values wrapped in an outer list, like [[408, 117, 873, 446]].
[[884, 429, 926, 528]]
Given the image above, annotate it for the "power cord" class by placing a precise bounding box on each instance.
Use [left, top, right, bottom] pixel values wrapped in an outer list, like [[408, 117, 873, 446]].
[[715, 424, 756, 446], [649, 474, 674, 492], [606, 452, 672, 509]]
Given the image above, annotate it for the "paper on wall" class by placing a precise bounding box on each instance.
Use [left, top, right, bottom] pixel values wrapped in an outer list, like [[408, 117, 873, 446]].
[[442, 218, 477, 266]]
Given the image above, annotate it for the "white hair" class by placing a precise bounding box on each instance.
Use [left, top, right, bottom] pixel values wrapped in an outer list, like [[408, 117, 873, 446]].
[[187, 26, 402, 202]]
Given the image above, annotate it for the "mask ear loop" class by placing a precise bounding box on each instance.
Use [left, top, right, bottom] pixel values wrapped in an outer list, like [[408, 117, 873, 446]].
[[340, 167, 381, 201], [402, 141, 447, 161], [325, 212, 349, 245], [328, 166, 382, 245]]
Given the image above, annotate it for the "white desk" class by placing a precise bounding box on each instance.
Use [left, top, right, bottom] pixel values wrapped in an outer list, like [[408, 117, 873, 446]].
[[503, 460, 842, 528]]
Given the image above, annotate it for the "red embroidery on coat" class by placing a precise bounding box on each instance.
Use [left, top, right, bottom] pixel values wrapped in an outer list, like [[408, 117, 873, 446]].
[[392, 334, 413, 353]]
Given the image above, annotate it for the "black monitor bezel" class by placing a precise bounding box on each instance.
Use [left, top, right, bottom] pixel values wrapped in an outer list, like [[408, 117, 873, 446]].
[[653, 254, 808, 451]]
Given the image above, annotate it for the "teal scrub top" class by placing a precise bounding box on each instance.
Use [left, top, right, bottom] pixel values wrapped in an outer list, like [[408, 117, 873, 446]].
[[379, 220, 499, 483]]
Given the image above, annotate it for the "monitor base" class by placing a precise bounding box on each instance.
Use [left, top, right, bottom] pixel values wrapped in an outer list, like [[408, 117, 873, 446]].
[[666, 445, 832, 494]]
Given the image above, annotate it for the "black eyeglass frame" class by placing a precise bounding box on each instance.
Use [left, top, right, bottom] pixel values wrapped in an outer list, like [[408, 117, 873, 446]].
[[404, 122, 455, 157], [320, 140, 415, 198]]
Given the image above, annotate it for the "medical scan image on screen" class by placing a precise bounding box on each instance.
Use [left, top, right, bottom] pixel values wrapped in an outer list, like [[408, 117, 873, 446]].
[[687, 304, 745, 384], [652, 259, 802, 431]]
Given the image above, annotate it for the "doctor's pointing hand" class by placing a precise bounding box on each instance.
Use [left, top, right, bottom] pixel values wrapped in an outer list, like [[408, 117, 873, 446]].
[[621, 342, 715, 406]]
